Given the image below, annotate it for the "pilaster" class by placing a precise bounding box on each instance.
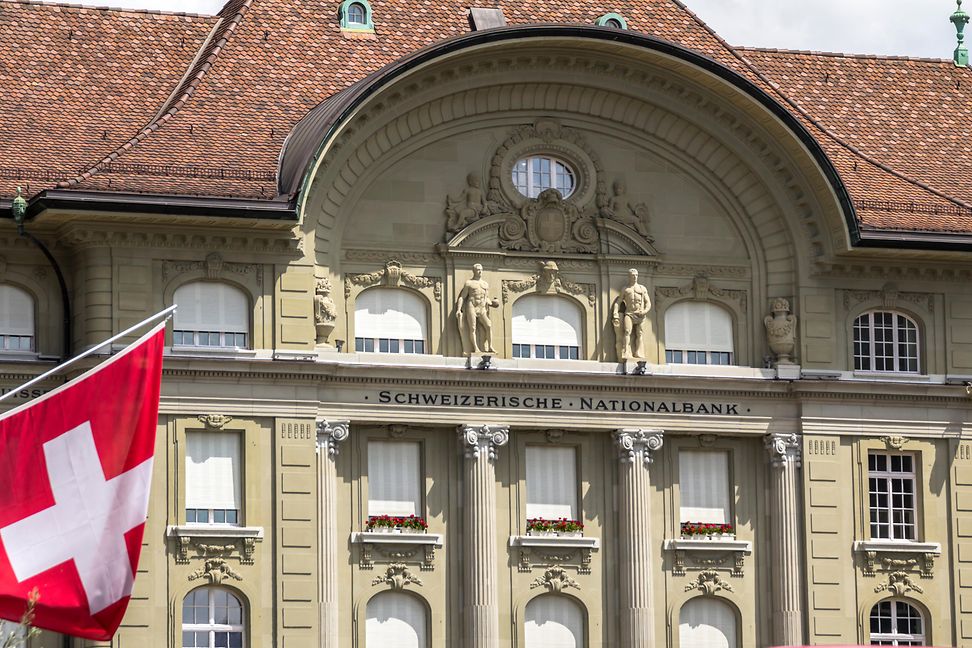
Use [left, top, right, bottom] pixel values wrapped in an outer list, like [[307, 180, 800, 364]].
[[316, 419, 349, 648], [458, 424, 509, 648], [765, 432, 805, 646], [613, 428, 663, 647]]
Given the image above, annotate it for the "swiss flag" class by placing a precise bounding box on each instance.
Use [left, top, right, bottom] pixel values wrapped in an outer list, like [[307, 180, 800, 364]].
[[0, 323, 164, 639]]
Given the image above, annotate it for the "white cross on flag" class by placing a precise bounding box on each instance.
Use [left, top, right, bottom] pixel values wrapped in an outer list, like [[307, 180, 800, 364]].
[[0, 324, 164, 639]]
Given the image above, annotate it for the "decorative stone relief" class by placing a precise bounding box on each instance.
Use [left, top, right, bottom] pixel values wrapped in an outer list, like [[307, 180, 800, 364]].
[[612, 269, 652, 360], [842, 283, 934, 315], [499, 189, 598, 254], [614, 428, 664, 466], [765, 433, 801, 468], [344, 260, 442, 301], [530, 567, 580, 592], [359, 541, 437, 572], [671, 548, 747, 578], [188, 558, 243, 585], [501, 260, 596, 306], [457, 263, 500, 356], [445, 173, 488, 235], [882, 435, 909, 450], [314, 276, 337, 345], [655, 275, 748, 314], [197, 414, 233, 429], [861, 549, 935, 578], [174, 535, 258, 566], [161, 252, 263, 284], [517, 548, 592, 575], [764, 298, 797, 365], [684, 569, 735, 594], [874, 571, 924, 596], [599, 179, 652, 240], [317, 419, 350, 458], [371, 563, 423, 590], [458, 424, 509, 461]]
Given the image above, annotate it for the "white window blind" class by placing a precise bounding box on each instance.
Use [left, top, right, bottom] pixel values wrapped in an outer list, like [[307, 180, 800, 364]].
[[665, 301, 733, 353], [526, 446, 578, 520], [174, 282, 248, 334], [355, 288, 427, 341], [679, 598, 737, 648], [366, 592, 427, 648], [368, 441, 422, 517], [512, 295, 582, 347], [0, 285, 34, 336], [524, 594, 584, 648], [186, 432, 242, 512], [679, 451, 731, 524]]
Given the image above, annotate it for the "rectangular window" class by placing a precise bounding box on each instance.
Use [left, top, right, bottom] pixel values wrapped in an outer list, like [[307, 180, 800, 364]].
[[355, 337, 423, 354], [525, 446, 578, 520], [368, 441, 422, 517], [185, 432, 242, 526], [868, 453, 917, 540], [679, 450, 731, 525]]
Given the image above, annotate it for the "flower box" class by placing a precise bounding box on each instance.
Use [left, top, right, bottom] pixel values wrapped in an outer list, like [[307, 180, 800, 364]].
[[526, 517, 584, 537], [365, 515, 429, 533], [680, 521, 735, 539]]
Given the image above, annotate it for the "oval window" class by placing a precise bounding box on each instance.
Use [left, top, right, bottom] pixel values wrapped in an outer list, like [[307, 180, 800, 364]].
[[512, 156, 575, 199]]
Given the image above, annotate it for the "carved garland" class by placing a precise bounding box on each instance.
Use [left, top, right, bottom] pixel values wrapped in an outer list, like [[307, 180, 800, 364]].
[[655, 275, 747, 314], [500, 261, 596, 307], [843, 284, 934, 315], [161, 252, 264, 283], [344, 260, 442, 301]]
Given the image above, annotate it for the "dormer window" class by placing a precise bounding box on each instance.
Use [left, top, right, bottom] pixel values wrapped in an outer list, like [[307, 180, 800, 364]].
[[339, 0, 374, 31], [595, 12, 628, 29]]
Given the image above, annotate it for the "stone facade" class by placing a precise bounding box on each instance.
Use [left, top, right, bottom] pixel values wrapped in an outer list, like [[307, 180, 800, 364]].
[[1, 29, 971, 648]]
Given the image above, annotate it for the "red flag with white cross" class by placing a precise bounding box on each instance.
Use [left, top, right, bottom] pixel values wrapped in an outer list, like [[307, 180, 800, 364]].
[[0, 323, 164, 640]]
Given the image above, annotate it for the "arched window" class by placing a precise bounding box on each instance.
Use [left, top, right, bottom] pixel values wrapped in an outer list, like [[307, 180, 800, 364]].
[[679, 598, 737, 648], [354, 288, 427, 354], [665, 301, 734, 365], [512, 156, 576, 199], [869, 600, 925, 645], [853, 311, 919, 373], [366, 591, 427, 648], [182, 587, 244, 648], [347, 2, 366, 24], [524, 595, 584, 647], [173, 282, 249, 349], [0, 285, 34, 351], [512, 295, 583, 360]]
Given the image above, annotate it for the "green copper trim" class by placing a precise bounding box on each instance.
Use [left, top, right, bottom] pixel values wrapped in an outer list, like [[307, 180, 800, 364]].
[[339, 0, 374, 32], [952, 0, 969, 66], [595, 13, 628, 30]]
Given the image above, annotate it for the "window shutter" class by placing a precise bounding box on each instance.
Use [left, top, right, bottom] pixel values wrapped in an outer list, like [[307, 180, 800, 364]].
[[185, 432, 242, 511], [665, 301, 733, 353], [524, 594, 584, 648], [366, 592, 427, 648], [679, 598, 737, 648], [368, 441, 422, 517], [512, 295, 582, 347], [174, 282, 248, 333], [526, 446, 578, 520], [0, 285, 34, 336], [355, 288, 428, 341], [679, 450, 730, 524]]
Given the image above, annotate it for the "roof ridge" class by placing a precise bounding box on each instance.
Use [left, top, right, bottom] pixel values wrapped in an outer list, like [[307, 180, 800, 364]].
[[730, 49, 972, 212], [0, 0, 213, 19], [733, 45, 955, 65], [56, 0, 253, 190], [667, 0, 743, 62]]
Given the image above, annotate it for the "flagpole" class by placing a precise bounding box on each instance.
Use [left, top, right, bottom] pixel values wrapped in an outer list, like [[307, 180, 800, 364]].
[[0, 305, 177, 405]]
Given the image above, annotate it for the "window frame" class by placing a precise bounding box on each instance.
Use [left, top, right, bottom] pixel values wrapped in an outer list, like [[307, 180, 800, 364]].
[[184, 429, 244, 529], [867, 452, 918, 542], [852, 310, 920, 374], [353, 287, 429, 356], [868, 599, 925, 645], [339, 0, 374, 31], [0, 283, 36, 354], [663, 299, 736, 367], [181, 587, 245, 648], [677, 449, 734, 528], [171, 281, 251, 351], [510, 294, 585, 361], [366, 439, 425, 518], [524, 444, 581, 523], [511, 155, 576, 199]]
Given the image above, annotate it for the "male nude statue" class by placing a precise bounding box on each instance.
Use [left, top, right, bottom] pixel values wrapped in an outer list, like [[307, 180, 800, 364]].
[[612, 268, 652, 360], [457, 263, 499, 355]]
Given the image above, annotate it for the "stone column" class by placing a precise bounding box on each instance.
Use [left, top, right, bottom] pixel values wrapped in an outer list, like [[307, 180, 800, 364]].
[[458, 424, 509, 648], [614, 428, 664, 647], [317, 419, 349, 648], [764, 432, 805, 646]]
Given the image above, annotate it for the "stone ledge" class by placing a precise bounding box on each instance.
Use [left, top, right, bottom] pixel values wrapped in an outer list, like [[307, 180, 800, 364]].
[[351, 532, 444, 546], [167, 525, 264, 539], [853, 539, 940, 577], [663, 538, 752, 553], [509, 535, 600, 549], [853, 539, 941, 554]]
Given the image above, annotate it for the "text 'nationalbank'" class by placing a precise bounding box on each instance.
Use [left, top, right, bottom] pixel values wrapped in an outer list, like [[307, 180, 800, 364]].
[[376, 391, 742, 415]]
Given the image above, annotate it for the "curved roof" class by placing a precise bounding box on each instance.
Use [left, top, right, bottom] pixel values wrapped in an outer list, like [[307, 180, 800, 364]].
[[277, 24, 856, 235]]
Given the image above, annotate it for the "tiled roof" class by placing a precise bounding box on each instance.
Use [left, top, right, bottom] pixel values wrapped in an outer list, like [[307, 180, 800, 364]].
[[1, 0, 970, 236]]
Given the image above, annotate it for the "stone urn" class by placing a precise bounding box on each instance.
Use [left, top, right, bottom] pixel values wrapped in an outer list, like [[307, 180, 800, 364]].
[[764, 298, 796, 364], [314, 276, 337, 345]]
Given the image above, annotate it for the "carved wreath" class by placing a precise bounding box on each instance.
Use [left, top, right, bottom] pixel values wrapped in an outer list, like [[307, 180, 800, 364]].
[[344, 260, 442, 301]]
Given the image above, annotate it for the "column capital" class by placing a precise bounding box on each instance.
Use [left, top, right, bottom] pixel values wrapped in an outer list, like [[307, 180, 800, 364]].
[[458, 424, 509, 461], [614, 428, 664, 467], [764, 432, 801, 468], [317, 419, 350, 458]]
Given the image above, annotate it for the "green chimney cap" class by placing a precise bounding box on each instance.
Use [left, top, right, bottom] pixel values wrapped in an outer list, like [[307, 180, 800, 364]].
[[952, 0, 970, 66], [11, 187, 27, 223]]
